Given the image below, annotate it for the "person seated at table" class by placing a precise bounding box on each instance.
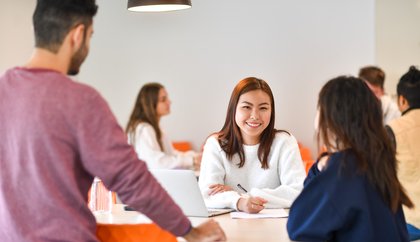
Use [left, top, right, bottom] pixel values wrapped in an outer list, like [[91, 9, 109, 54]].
[[287, 76, 413, 242], [387, 66, 420, 241], [198, 77, 306, 214], [126, 83, 201, 170]]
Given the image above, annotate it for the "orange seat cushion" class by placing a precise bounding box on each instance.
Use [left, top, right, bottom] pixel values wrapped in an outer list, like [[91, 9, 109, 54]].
[[96, 223, 177, 242], [172, 141, 192, 152]]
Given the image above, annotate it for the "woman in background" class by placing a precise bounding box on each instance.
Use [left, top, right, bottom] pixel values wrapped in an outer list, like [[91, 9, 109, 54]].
[[287, 76, 412, 242], [198, 77, 306, 214], [126, 83, 200, 170]]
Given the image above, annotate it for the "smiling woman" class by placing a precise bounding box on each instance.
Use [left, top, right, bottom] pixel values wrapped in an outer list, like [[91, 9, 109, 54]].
[[198, 77, 306, 214]]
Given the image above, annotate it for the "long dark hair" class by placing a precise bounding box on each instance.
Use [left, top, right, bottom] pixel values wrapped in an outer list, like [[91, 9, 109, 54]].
[[317, 76, 413, 212], [126, 83, 164, 150], [217, 77, 285, 169]]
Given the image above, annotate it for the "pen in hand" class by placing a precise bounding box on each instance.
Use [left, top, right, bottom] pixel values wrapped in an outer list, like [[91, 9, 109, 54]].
[[236, 184, 267, 213], [237, 184, 248, 193]]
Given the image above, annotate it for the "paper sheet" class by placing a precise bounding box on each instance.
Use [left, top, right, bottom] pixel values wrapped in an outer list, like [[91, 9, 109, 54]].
[[230, 208, 288, 219]]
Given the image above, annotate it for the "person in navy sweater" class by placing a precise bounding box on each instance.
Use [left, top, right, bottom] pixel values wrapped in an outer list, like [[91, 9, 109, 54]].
[[287, 76, 413, 242]]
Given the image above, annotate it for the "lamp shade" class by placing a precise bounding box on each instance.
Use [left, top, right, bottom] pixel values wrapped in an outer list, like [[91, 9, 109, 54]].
[[127, 0, 192, 12]]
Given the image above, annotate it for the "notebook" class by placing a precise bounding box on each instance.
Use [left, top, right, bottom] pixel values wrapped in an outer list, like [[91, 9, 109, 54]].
[[150, 169, 234, 217]]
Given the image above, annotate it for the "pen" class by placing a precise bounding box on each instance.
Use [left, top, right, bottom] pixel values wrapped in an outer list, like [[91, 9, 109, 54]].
[[237, 184, 248, 193]]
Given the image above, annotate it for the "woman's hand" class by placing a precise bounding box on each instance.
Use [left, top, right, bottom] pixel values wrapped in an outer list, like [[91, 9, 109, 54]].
[[208, 184, 233, 196], [236, 196, 267, 214]]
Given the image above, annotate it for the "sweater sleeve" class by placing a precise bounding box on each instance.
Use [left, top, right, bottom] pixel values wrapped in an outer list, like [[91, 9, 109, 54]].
[[133, 124, 193, 169], [198, 136, 241, 209], [249, 134, 306, 208], [287, 160, 344, 241], [75, 92, 191, 236]]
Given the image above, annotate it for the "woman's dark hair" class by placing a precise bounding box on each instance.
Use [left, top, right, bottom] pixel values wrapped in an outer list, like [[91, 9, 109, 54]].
[[397, 66, 420, 108], [126, 83, 164, 150], [33, 0, 98, 53], [217, 77, 284, 169], [317, 76, 413, 212]]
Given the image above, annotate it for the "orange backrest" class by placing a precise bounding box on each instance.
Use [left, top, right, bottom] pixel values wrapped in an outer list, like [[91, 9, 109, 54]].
[[97, 223, 177, 242], [298, 142, 315, 174], [172, 141, 192, 152]]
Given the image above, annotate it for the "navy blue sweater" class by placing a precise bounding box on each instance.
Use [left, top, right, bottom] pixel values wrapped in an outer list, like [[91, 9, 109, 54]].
[[287, 151, 409, 242]]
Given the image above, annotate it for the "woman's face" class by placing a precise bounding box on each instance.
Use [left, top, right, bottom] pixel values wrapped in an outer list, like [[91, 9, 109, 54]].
[[235, 90, 271, 145], [156, 88, 171, 118]]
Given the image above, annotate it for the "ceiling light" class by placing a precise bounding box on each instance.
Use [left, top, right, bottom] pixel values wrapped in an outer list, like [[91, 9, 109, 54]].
[[127, 0, 192, 12]]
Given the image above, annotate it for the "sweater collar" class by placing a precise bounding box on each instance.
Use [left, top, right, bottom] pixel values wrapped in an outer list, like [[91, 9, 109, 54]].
[[402, 106, 420, 116]]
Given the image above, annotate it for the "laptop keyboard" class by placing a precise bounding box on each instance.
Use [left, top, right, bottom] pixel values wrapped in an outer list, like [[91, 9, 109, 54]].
[[207, 208, 233, 216]]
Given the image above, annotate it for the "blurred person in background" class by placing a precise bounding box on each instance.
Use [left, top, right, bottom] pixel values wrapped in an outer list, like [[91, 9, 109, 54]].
[[388, 66, 420, 241], [359, 65, 400, 124], [126, 82, 201, 170]]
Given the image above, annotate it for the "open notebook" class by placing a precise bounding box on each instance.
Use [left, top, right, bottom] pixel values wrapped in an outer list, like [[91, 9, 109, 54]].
[[150, 169, 233, 217]]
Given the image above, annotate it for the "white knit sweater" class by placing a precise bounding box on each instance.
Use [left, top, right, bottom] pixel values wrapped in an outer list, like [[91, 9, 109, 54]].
[[128, 123, 194, 169], [198, 132, 306, 210]]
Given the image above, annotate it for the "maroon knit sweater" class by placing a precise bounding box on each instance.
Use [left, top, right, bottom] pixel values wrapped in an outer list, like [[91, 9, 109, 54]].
[[0, 67, 190, 241]]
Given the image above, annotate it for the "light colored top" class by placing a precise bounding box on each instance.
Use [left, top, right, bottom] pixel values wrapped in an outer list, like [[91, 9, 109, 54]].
[[381, 94, 401, 125], [129, 122, 194, 169], [198, 132, 306, 210], [389, 109, 420, 228], [0, 67, 191, 241]]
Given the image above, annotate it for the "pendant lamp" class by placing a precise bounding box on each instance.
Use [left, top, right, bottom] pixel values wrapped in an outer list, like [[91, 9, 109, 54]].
[[127, 0, 192, 12]]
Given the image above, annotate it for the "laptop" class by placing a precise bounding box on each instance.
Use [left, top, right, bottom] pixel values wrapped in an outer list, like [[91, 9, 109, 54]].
[[150, 169, 234, 217]]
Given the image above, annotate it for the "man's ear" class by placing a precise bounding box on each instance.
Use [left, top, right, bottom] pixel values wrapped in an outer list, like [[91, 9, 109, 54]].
[[70, 24, 85, 52]]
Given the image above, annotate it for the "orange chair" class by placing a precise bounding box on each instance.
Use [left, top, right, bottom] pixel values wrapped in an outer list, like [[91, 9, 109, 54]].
[[172, 141, 192, 152], [96, 223, 177, 242], [298, 142, 315, 174], [90, 183, 177, 242]]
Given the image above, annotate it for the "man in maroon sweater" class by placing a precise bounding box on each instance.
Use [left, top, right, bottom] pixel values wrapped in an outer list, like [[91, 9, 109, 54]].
[[0, 0, 225, 241]]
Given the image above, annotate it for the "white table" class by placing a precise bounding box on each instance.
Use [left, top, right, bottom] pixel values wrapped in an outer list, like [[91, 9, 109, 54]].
[[184, 212, 293, 242], [95, 204, 293, 242]]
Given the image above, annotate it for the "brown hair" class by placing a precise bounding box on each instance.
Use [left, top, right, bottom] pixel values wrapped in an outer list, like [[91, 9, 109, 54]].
[[358, 66, 385, 89], [317, 76, 413, 212], [126, 83, 164, 150], [217, 77, 286, 169]]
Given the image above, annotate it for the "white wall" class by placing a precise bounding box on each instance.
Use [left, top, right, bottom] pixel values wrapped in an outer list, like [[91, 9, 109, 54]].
[[0, 1, 34, 71], [0, 0, 375, 156], [376, 0, 420, 96]]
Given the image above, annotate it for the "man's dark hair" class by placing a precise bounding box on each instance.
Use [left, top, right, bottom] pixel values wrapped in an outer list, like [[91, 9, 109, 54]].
[[397, 66, 420, 107], [358, 66, 385, 89], [33, 0, 98, 53]]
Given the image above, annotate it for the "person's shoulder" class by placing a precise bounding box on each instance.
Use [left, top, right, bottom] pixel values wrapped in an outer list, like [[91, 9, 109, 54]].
[[273, 130, 298, 145], [66, 78, 101, 97], [136, 122, 155, 134], [205, 134, 219, 145], [389, 109, 420, 128], [203, 134, 223, 151], [305, 151, 355, 191]]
